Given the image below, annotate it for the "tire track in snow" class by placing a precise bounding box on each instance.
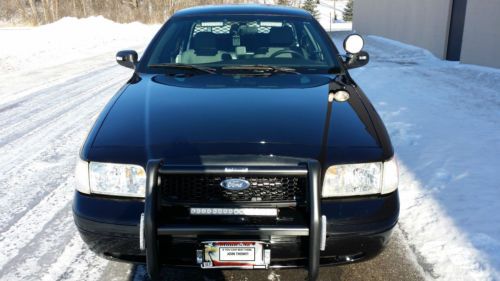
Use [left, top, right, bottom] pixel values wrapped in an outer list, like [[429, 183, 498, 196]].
[[47, 235, 108, 281], [0, 47, 143, 108], [0, 66, 126, 158], [0, 69, 129, 231], [0, 61, 130, 281], [0, 64, 117, 138], [0, 87, 117, 232], [0, 204, 75, 280], [0, 180, 74, 272], [0, 58, 110, 111], [40, 235, 100, 281]]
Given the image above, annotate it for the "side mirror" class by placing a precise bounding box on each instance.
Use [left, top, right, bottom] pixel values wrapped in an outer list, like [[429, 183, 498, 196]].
[[116, 50, 138, 69], [343, 34, 369, 69]]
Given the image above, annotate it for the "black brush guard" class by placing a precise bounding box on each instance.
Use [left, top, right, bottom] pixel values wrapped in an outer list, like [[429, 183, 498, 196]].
[[143, 159, 322, 281]]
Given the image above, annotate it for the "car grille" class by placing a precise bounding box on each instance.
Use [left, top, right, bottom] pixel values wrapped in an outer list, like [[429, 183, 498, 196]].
[[159, 174, 307, 203]]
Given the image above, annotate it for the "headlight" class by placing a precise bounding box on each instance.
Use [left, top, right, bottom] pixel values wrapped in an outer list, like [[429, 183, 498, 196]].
[[75, 159, 146, 198], [89, 162, 146, 197], [322, 157, 398, 198]]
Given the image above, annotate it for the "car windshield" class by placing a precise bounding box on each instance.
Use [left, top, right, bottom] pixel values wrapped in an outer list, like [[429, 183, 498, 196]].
[[140, 15, 340, 74]]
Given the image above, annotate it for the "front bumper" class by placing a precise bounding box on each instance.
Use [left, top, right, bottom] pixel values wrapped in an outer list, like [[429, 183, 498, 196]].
[[73, 160, 399, 280], [75, 213, 395, 265], [73, 192, 398, 264]]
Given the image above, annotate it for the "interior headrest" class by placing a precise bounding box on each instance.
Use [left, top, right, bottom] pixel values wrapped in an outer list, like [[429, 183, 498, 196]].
[[230, 24, 240, 34], [269, 26, 295, 47], [192, 32, 217, 56]]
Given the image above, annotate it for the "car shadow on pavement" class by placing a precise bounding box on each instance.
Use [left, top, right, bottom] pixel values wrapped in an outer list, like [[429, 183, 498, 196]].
[[126, 229, 425, 281], [129, 265, 228, 281]]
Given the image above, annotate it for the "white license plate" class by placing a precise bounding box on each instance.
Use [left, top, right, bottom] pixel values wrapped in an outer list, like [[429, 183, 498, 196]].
[[199, 241, 270, 269]]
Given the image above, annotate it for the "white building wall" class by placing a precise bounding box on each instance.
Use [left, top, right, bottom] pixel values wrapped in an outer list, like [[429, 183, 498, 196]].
[[353, 0, 453, 59], [460, 0, 500, 68]]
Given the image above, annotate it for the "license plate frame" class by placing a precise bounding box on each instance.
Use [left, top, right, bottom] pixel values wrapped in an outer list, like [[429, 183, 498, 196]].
[[198, 241, 270, 269]]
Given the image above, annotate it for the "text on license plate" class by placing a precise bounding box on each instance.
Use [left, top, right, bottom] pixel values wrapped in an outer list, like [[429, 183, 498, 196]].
[[219, 247, 255, 261]]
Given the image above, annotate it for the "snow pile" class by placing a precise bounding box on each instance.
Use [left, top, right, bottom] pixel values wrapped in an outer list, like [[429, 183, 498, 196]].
[[340, 35, 500, 280], [0, 16, 159, 73]]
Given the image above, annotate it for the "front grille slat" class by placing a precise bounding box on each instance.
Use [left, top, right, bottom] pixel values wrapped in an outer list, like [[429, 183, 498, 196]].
[[159, 174, 306, 203]]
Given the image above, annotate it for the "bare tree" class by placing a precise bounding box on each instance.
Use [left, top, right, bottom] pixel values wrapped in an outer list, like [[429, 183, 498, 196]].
[[51, 0, 59, 21], [80, 0, 87, 17], [42, 0, 51, 24], [14, 0, 29, 22], [27, 0, 38, 25]]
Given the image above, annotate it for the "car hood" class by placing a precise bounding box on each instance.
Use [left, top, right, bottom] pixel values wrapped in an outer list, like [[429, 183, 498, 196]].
[[87, 73, 383, 166]]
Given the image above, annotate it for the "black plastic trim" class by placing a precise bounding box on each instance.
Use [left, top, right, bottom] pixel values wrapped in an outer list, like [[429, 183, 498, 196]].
[[144, 160, 161, 280], [160, 201, 303, 208], [157, 225, 309, 236], [306, 160, 321, 281], [73, 214, 138, 236], [159, 165, 308, 176]]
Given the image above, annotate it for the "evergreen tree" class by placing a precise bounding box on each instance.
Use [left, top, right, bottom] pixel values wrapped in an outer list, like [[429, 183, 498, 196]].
[[343, 0, 354, 22], [302, 0, 319, 19]]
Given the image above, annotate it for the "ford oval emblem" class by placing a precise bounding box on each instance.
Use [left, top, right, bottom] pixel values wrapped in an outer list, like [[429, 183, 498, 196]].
[[220, 178, 250, 191]]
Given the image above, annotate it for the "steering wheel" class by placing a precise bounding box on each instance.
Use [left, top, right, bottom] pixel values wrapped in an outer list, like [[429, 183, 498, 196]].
[[270, 49, 305, 59]]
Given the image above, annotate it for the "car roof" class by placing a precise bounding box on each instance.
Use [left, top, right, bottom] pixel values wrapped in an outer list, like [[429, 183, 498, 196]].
[[173, 4, 313, 19]]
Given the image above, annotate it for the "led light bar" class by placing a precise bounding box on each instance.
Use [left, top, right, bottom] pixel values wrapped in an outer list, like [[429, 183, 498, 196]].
[[190, 208, 278, 217], [260, 21, 283, 27], [201, 21, 224, 27]]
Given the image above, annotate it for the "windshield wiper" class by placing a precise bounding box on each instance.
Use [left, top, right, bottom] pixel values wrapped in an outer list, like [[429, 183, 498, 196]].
[[148, 63, 216, 74], [221, 65, 300, 75]]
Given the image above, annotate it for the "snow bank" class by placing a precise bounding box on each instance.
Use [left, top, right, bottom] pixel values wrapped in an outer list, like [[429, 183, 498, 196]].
[[0, 16, 159, 73], [341, 35, 500, 280]]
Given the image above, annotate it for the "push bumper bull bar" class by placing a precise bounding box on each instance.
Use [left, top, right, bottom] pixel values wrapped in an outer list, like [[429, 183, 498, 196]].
[[142, 159, 324, 280]]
